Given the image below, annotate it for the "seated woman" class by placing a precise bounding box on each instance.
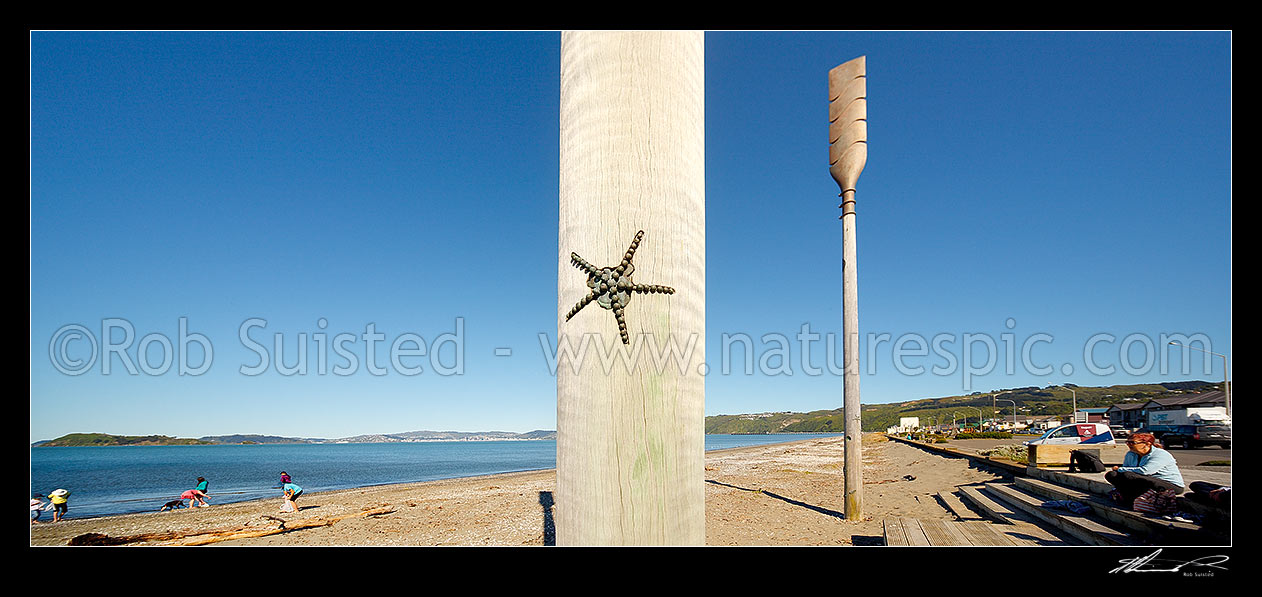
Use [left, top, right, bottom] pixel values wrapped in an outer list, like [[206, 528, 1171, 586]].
[[1105, 432, 1185, 508]]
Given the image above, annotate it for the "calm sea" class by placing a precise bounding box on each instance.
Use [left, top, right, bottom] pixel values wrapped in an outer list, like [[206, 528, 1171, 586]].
[[30, 433, 839, 520]]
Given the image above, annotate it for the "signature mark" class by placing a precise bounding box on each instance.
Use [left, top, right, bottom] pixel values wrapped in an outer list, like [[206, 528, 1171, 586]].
[[1110, 549, 1229, 574]]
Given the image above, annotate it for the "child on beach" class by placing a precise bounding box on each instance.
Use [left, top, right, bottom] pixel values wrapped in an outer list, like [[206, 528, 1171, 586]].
[[31, 494, 48, 524], [280, 482, 303, 513], [279, 471, 291, 487], [48, 489, 70, 522], [195, 477, 209, 495]]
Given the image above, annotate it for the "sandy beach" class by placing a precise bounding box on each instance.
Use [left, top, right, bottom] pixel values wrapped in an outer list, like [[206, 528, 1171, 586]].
[[31, 434, 1012, 546]]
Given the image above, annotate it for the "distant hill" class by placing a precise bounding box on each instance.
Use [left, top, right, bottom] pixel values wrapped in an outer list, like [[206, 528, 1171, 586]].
[[704, 381, 1222, 434], [329, 430, 557, 443], [35, 429, 557, 447], [198, 434, 320, 445], [38, 433, 214, 447]]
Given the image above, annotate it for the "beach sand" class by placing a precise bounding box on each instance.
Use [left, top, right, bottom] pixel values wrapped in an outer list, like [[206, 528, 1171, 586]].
[[30, 434, 1008, 546]]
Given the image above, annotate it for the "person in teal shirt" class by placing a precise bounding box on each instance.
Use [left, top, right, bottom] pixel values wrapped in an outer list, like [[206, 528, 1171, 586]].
[[281, 482, 303, 513], [1105, 432, 1184, 508]]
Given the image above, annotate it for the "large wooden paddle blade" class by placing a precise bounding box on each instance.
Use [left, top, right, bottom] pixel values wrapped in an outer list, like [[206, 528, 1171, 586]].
[[829, 56, 867, 196]]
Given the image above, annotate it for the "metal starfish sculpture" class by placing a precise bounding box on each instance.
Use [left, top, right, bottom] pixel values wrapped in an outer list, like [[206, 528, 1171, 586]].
[[566, 230, 675, 344]]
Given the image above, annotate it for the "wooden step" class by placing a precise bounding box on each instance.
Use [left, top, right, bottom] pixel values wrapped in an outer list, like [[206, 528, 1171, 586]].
[[1027, 467, 1115, 495], [1013, 476, 1221, 545], [984, 482, 1141, 546], [883, 517, 931, 546], [958, 485, 1018, 524], [918, 518, 979, 546], [956, 520, 1028, 546], [1027, 469, 1230, 543], [882, 517, 1031, 546], [937, 491, 984, 521], [957, 485, 1077, 545], [1177, 494, 1231, 533]]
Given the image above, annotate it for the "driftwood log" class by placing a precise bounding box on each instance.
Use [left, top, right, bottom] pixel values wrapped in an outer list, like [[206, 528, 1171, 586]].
[[66, 506, 396, 546]]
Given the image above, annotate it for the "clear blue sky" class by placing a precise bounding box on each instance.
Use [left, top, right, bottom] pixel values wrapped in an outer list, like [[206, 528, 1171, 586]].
[[30, 31, 1232, 442]]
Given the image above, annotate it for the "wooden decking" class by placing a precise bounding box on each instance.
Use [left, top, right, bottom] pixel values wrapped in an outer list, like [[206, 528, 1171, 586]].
[[883, 517, 1042, 546], [881, 436, 1231, 547]]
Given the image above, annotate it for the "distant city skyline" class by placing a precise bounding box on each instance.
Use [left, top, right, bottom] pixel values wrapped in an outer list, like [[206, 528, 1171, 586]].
[[30, 30, 1231, 443]]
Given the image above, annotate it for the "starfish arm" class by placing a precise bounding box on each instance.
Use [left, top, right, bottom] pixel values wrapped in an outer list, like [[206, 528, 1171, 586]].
[[570, 252, 600, 276], [625, 283, 675, 295], [565, 290, 600, 321], [611, 296, 630, 345], [618, 230, 645, 270]]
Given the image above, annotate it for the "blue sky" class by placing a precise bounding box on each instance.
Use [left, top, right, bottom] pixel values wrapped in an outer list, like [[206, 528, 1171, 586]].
[[30, 31, 1231, 442]]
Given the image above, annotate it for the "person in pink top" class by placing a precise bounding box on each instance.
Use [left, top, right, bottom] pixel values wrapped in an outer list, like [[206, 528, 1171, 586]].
[[181, 488, 210, 508]]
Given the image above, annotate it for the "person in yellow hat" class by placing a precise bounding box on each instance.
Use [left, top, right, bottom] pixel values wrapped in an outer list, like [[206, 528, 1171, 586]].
[[48, 489, 71, 522]]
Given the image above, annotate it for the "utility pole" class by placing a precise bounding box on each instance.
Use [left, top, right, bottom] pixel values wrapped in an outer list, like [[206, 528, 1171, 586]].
[[556, 31, 706, 546], [829, 56, 867, 521]]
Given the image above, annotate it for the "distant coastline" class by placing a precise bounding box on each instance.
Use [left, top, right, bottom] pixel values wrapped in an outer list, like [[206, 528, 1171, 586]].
[[36, 381, 1218, 447], [33, 430, 558, 447], [31, 429, 826, 447]]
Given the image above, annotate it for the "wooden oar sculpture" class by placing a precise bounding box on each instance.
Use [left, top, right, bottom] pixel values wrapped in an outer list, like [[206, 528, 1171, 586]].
[[829, 55, 867, 520]]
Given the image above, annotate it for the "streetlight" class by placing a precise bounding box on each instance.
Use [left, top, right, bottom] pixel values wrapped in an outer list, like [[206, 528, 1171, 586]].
[[965, 406, 983, 431], [997, 398, 1017, 429], [993, 391, 1012, 430], [1169, 342, 1231, 417]]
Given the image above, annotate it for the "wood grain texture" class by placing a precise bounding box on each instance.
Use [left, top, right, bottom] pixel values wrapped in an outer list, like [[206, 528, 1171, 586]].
[[831, 56, 867, 520], [1026, 443, 1131, 467], [828, 56, 867, 195], [557, 31, 705, 545]]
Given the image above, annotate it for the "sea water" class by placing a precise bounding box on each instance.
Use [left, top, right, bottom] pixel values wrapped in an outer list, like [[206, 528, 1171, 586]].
[[30, 433, 839, 519]]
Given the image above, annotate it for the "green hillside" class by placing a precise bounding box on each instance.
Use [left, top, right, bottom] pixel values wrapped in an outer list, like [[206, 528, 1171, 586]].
[[705, 381, 1221, 434], [38, 433, 213, 447]]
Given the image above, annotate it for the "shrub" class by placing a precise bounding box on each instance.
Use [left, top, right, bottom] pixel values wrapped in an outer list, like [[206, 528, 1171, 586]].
[[978, 444, 1028, 464], [955, 432, 1013, 440]]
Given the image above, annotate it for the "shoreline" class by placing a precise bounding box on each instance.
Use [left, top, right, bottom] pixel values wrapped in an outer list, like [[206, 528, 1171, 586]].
[[33, 433, 843, 521], [39, 467, 562, 525], [32, 432, 837, 449], [31, 433, 1010, 546]]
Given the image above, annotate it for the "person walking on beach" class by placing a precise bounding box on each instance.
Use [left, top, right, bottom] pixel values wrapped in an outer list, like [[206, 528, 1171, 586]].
[[195, 477, 209, 495], [1104, 432, 1185, 509], [31, 494, 48, 524], [280, 481, 303, 513], [48, 489, 70, 522], [279, 471, 291, 487]]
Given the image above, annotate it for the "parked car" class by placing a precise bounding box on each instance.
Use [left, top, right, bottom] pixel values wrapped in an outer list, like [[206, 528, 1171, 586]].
[[1023, 422, 1117, 446], [1109, 425, 1130, 439], [1142, 424, 1231, 449]]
